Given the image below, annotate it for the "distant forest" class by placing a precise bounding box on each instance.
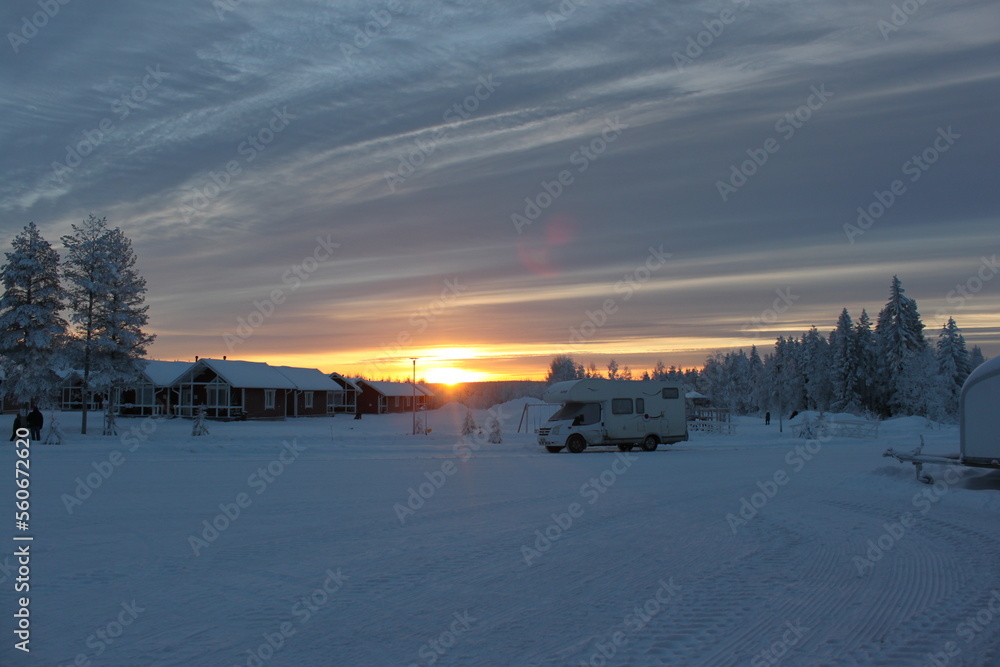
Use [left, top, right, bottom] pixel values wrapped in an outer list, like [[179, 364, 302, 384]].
[[543, 276, 985, 422]]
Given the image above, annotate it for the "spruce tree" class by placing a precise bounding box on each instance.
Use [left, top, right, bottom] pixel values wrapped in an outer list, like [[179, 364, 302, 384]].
[[874, 276, 927, 415], [829, 308, 859, 412], [935, 317, 970, 416], [968, 345, 986, 371], [853, 309, 877, 414], [801, 326, 832, 411], [0, 222, 67, 407]]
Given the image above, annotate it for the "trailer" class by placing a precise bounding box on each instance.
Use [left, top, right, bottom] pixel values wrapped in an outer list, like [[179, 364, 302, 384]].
[[885, 355, 1000, 483], [536, 379, 688, 453]]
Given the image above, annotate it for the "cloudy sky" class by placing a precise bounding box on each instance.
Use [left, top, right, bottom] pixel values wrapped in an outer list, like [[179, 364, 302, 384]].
[[1, 0, 998, 382]]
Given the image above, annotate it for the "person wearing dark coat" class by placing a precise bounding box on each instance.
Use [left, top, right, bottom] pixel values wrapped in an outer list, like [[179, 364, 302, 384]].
[[10, 413, 24, 441], [26, 407, 43, 441]]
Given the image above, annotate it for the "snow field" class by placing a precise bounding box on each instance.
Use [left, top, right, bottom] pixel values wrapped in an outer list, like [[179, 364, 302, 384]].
[[3, 404, 999, 666]]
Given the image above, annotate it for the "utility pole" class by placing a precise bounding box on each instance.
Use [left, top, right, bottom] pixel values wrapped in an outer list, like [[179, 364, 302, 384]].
[[410, 357, 418, 435]]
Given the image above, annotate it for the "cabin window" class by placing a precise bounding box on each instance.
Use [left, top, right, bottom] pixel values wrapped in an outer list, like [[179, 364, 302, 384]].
[[662, 387, 680, 399], [305, 392, 314, 409], [612, 398, 633, 415], [635, 398, 645, 414], [265, 390, 276, 410]]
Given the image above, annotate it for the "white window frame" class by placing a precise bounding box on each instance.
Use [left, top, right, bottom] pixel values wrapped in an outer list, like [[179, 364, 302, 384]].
[[304, 391, 314, 409], [265, 389, 276, 410]]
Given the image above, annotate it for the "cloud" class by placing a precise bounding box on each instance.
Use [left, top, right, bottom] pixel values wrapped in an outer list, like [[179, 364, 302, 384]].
[[0, 0, 997, 376]]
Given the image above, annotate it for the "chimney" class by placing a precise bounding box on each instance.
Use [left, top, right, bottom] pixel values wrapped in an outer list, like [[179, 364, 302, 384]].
[[195, 355, 199, 362], [223, 355, 227, 360]]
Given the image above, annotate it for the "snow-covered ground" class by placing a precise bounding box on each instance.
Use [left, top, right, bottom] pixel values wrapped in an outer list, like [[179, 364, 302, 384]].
[[5, 401, 1000, 666]]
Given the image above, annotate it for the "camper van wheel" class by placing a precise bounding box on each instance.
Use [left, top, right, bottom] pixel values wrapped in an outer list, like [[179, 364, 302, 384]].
[[545, 446, 564, 453], [617, 443, 633, 452], [641, 435, 659, 452], [567, 435, 586, 453]]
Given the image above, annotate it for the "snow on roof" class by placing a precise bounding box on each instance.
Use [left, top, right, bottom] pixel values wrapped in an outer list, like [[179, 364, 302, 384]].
[[686, 391, 707, 399], [142, 360, 194, 386], [361, 380, 434, 397], [329, 372, 362, 393], [195, 358, 297, 389], [273, 366, 339, 391]]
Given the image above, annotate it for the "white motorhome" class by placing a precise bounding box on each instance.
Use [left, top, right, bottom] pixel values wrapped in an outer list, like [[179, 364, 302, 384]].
[[885, 355, 1000, 481], [537, 379, 688, 453]]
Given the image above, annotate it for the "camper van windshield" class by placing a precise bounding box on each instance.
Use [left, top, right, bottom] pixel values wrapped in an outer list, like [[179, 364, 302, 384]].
[[549, 402, 601, 425]]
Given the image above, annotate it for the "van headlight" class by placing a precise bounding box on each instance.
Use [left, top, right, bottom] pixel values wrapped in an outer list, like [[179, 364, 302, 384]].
[[551, 425, 561, 435]]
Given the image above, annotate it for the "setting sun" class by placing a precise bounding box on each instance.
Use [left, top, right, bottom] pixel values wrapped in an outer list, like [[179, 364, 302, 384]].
[[423, 367, 488, 384]]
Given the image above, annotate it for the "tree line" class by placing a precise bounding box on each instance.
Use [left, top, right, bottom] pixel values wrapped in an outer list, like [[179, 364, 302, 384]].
[[0, 215, 153, 434], [546, 276, 986, 422]]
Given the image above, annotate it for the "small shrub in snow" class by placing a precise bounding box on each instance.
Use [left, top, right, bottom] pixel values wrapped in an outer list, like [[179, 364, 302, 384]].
[[192, 406, 210, 436], [461, 410, 477, 436], [486, 416, 502, 444]]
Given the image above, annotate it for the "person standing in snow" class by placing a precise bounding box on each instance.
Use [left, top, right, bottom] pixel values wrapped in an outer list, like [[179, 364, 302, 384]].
[[765, 411, 771, 425], [10, 411, 24, 441], [27, 406, 44, 441]]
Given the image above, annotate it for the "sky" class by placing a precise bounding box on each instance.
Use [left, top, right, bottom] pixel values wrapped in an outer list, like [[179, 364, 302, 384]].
[[1, 0, 998, 382]]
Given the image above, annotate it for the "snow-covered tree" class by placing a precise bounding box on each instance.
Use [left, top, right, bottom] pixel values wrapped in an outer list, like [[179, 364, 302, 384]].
[[63, 215, 154, 434], [895, 348, 948, 421], [606, 358, 619, 380], [935, 317, 970, 416], [620, 365, 633, 381], [461, 409, 478, 436], [486, 415, 502, 443], [968, 345, 986, 372], [545, 355, 583, 384], [0, 222, 67, 407], [829, 309, 860, 412], [800, 326, 832, 411], [652, 360, 667, 381], [62, 214, 109, 434], [853, 309, 878, 414], [94, 226, 154, 432], [874, 276, 927, 416]]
